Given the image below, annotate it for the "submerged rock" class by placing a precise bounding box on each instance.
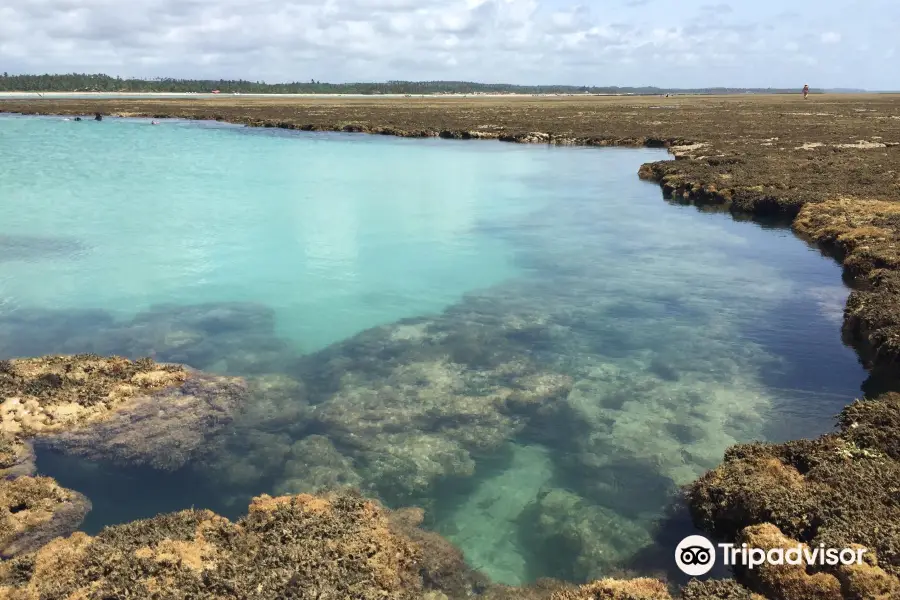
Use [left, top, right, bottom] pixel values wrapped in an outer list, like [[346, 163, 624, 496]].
[[303, 353, 571, 505], [523, 487, 655, 583], [275, 434, 363, 495], [0, 302, 301, 377], [0, 476, 90, 559], [1, 355, 246, 471], [39, 369, 246, 470], [0, 235, 87, 264]]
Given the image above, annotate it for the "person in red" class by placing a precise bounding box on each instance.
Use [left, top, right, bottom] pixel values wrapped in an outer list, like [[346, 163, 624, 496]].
[[803, 84, 809, 99]]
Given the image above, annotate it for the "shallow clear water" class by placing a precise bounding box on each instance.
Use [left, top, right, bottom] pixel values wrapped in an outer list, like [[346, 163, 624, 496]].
[[0, 114, 866, 585]]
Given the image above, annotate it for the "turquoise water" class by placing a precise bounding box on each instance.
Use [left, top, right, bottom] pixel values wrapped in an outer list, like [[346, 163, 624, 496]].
[[0, 115, 528, 351], [0, 114, 866, 585]]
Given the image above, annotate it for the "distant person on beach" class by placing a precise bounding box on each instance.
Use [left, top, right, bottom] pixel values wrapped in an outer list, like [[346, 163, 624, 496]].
[[94, 112, 103, 121], [803, 84, 810, 99], [74, 117, 82, 121]]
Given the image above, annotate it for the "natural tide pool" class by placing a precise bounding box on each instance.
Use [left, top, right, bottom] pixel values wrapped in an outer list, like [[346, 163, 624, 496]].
[[0, 114, 866, 585]]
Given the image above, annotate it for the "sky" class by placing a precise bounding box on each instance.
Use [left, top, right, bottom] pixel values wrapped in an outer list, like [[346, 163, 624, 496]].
[[0, 0, 897, 89]]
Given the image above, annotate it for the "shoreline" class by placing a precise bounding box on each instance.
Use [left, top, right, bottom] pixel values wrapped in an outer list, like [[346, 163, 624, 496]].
[[0, 91, 641, 100], [2, 96, 899, 598]]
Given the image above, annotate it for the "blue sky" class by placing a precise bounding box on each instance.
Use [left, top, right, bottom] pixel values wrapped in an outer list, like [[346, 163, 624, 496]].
[[0, 0, 896, 89]]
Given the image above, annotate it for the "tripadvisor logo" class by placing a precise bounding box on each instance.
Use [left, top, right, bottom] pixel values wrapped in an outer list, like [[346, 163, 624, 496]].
[[675, 535, 867, 577], [675, 536, 717, 576]]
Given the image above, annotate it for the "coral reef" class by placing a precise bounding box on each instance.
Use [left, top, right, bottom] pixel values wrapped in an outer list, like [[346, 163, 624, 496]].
[[0, 476, 90, 559], [792, 198, 900, 370], [678, 579, 764, 600], [548, 578, 673, 600], [388, 505, 488, 597], [552, 363, 769, 519], [38, 368, 247, 470], [274, 434, 363, 495], [1, 354, 246, 470], [186, 237, 784, 581], [484, 577, 762, 600]]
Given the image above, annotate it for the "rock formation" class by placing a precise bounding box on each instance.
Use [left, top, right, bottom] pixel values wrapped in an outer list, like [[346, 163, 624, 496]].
[[687, 393, 900, 596], [0, 476, 90, 559], [1, 354, 246, 471]]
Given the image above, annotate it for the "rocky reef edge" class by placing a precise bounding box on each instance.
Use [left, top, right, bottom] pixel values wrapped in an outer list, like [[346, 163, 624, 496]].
[[2, 478, 762, 600]]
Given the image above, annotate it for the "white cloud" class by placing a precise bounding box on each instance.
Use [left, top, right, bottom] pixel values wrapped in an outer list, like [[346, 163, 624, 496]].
[[0, 0, 895, 88]]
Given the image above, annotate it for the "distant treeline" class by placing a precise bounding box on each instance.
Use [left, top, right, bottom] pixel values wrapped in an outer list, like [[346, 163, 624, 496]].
[[0, 73, 836, 95]]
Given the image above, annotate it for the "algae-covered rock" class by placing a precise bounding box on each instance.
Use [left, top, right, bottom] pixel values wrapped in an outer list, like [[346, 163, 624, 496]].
[[736, 524, 843, 600], [1, 355, 246, 471], [0, 434, 34, 478], [678, 579, 763, 599], [479, 577, 755, 600], [838, 392, 900, 460], [389, 506, 489, 598], [0, 490, 478, 600], [0, 355, 186, 436], [36, 369, 246, 471], [0, 477, 775, 600], [687, 452, 819, 540], [0, 476, 90, 559], [687, 392, 900, 594], [731, 524, 900, 600], [242, 372, 309, 429], [549, 577, 673, 599]]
